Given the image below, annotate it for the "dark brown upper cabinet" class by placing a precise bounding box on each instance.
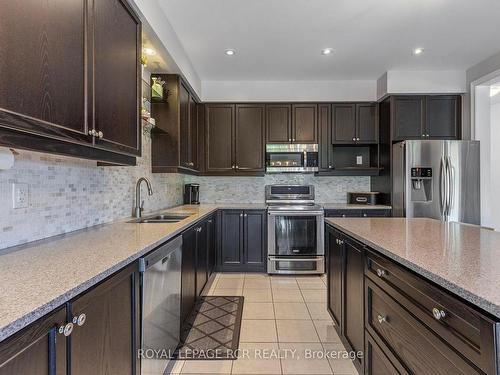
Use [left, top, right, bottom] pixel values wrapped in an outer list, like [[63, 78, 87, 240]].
[[292, 104, 318, 143], [266, 104, 292, 143], [151, 75, 200, 174], [318, 104, 333, 171], [332, 103, 377, 144], [391, 95, 461, 140], [0, 0, 141, 165], [266, 104, 317, 144], [204, 104, 265, 175]]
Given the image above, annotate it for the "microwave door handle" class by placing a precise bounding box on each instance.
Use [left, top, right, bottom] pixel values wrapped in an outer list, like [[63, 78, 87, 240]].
[[303, 150, 307, 167]]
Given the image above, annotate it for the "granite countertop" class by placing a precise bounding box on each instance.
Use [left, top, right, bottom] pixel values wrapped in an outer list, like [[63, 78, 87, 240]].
[[325, 217, 500, 319], [0, 203, 266, 342], [321, 203, 392, 210]]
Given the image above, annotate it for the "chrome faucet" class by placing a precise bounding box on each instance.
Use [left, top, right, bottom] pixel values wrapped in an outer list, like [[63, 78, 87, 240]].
[[134, 177, 153, 218]]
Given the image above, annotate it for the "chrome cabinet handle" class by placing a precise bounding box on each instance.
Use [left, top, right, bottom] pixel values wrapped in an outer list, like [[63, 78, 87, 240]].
[[196, 227, 202, 232], [341, 214, 346, 218], [232, 165, 235, 169], [288, 138, 292, 142], [73, 313, 86, 327], [363, 213, 368, 217], [328, 165, 332, 169], [244, 213, 247, 217], [59, 322, 74, 336], [88, 129, 97, 137], [376, 268, 386, 277], [97, 131, 104, 139], [432, 307, 446, 320], [235, 165, 239, 169], [377, 315, 387, 324], [240, 213, 243, 217], [352, 137, 356, 141]]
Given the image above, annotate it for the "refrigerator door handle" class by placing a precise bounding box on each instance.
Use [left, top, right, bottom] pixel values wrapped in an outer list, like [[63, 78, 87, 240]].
[[446, 156, 454, 217], [439, 157, 447, 218]]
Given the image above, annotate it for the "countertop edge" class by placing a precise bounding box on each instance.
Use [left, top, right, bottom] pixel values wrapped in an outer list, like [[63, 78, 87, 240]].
[[325, 219, 500, 320]]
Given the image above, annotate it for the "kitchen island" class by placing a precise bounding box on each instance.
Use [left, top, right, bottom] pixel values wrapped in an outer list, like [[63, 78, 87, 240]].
[[325, 217, 500, 374]]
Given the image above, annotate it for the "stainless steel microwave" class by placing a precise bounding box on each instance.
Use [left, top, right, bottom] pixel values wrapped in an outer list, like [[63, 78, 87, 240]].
[[265, 144, 319, 173]]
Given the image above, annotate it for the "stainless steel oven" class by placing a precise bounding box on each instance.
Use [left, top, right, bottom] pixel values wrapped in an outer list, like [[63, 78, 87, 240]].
[[266, 144, 319, 173], [266, 185, 324, 274]]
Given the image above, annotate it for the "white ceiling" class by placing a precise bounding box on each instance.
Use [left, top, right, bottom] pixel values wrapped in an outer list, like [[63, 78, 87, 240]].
[[158, 0, 500, 81]]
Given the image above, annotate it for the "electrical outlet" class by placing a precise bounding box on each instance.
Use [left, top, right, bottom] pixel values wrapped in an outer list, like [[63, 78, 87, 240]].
[[12, 183, 29, 209]]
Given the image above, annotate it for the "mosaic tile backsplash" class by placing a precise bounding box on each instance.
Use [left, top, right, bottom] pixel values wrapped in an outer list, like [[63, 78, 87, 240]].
[[0, 133, 184, 250], [185, 175, 370, 203]]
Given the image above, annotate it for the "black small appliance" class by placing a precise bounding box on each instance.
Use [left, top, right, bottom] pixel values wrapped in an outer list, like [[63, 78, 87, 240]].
[[184, 184, 200, 204]]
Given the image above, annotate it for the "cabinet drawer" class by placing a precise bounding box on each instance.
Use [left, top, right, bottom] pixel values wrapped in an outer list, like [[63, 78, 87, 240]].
[[366, 251, 497, 374], [325, 209, 362, 218], [366, 279, 482, 375], [361, 209, 391, 217], [365, 331, 407, 375]]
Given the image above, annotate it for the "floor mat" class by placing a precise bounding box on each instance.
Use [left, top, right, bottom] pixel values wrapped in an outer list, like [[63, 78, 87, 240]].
[[175, 296, 244, 360]]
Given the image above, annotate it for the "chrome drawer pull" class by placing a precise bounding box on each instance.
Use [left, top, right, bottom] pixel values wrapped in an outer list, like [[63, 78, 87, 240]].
[[58, 322, 74, 336], [432, 307, 446, 320], [376, 268, 387, 278], [377, 315, 387, 324]]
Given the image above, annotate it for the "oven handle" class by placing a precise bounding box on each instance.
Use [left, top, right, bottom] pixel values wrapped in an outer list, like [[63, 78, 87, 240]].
[[268, 211, 324, 216], [268, 257, 324, 261]]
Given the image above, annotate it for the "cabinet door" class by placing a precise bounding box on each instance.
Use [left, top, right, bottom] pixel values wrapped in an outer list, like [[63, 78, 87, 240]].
[[343, 239, 364, 371], [189, 95, 199, 169], [327, 228, 343, 328], [70, 263, 139, 375], [207, 215, 217, 277], [221, 211, 243, 266], [0, 0, 86, 141], [292, 104, 317, 143], [205, 104, 235, 173], [266, 104, 291, 143], [181, 227, 197, 323], [332, 104, 356, 143], [244, 211, 266, 269], [235, 104, 265, 172], [357, 103, 378, 143], [426, 95, 460, 139], [93, 0, 141, 155], [179, 82, 190, 168], [365, 333, 404, 375], [196, 221, 208, 296], [392, 96, 425, 140], [318, 104, 333, 170], [0, 308, 67, 375]]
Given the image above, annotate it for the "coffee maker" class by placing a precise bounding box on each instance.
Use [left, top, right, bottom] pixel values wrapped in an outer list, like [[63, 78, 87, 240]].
[[184, 184, 200, 204]]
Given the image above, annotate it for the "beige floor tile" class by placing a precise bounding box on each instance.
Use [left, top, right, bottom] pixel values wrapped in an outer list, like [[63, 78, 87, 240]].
[[276, 320, 319, 342], [240, 320, 278, 342], [243, 288, 273, 302], [295, 276, 324, 282], [306, 303, 332, 320], [231, 342, 281, 374], [216, 278, 244, 289], [245, 273, 270, 279], [272, 289, 304, 303], [243, 302, 275, 319], [218, 273, 246, 279], [313, 320, 342, 343], [271, 278, 300, 290], [212, 288, 243, 296], [279, 342, 332, 374], [301, 289, 327, 303], [274, 302, 310, 320], [180, 359, 232, 374], [143, 359, 184, 375], [322, 343, 359, 375], [297, 280, 327, 290], [244, 278, 271, 289]]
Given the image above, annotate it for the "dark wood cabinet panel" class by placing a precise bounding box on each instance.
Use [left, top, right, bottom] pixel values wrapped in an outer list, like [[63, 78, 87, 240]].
[[327, 228, 343, 328], [179, 83, 190, 168], [196, 221, 208, 296], [343, 239, 364, 372], [0, 0, 86, 138], [221, 210, 243, 266], [392, 96, 425, 140], [207, 215, 217, 277], [235, 105, 265, 172], [365, 332, 405, 375], [357, 103, 377, 143], [92, 0, 141, 155], [205, 104, 235, 173], [266, 104, 291, 143], [318, 104, 333, 171], [292, 104, 317, 143], [189, 96, 199, 169], [70, 263, 139, 375], [244, 211, 266, 268], [332, 104, 356, 143], [426, 95, 460, 139], [0, 308, 66, 375], [181, 227, 197, 323]]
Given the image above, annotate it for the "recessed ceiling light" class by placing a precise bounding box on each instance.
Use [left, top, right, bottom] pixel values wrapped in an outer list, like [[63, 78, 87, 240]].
[[321, 48, 334, 55], [143, 47, 156, 56], [413, 47, 424, 56], [225, 49, 236, 56]]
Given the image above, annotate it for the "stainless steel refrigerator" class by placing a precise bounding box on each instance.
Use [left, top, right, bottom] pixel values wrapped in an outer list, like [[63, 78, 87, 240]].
[[392, 140, 480, 225]]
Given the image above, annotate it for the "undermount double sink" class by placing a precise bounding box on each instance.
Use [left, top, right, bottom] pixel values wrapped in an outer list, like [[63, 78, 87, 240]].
[[130, 213, 190, 223]]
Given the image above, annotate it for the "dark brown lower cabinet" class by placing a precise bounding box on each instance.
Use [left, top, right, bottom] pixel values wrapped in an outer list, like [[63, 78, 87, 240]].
[[69, 263, 140, 375], [207, 215, 217, 277], [219, 210, 266, 272], [327, 227, 343, 328], [365, 332, 404, 375], [181, 226, 197, 323], [0, 308, 67, 375], [196, 220, 208, 296]]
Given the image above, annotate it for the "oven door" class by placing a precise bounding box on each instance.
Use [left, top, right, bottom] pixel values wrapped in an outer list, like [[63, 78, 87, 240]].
[[267, 211, 324, 256], [268, 256, 325, 274]]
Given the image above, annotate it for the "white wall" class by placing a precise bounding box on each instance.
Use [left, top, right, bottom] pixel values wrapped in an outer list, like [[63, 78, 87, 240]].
[[489, 100, 500, 230], [201, 80, 377, 102]]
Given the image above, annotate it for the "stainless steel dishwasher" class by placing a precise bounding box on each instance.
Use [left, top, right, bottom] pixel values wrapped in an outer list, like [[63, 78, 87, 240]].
[[139, 236, 182, 375]]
